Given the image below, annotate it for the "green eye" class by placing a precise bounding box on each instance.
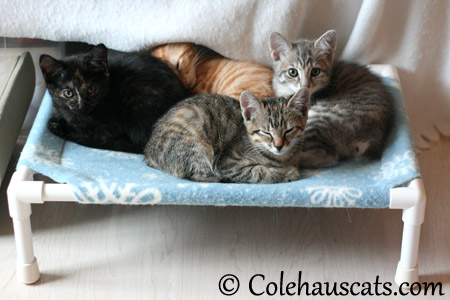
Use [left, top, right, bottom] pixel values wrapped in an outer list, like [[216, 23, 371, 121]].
[[311, 68, 321, 77], [288, 68, 298, 77], [63, 89, 73, 98], [88, 86, 97, 94]]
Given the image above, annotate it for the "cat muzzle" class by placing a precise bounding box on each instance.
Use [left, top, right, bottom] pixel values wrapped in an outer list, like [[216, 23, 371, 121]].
[[78, 99, 86, 111], [275, 145, 283, 152], [68, 100, 79, 110], [271, 145, 288, 156]]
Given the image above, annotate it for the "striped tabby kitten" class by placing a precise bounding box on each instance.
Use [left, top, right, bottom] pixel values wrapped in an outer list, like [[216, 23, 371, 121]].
[[144, 89, 310, 183], [270, 30, 393, 167], [151, 42, 274, 100]]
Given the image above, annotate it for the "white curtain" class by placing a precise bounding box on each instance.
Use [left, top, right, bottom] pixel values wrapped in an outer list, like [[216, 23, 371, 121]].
[[1, 0, 449, 148]]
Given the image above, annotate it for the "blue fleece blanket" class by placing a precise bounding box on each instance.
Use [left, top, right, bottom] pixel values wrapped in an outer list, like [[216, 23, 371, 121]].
[[17, 75, 420, 208]]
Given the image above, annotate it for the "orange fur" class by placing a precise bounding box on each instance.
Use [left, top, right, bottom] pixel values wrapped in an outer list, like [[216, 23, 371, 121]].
[[151, 43, 274, 100]]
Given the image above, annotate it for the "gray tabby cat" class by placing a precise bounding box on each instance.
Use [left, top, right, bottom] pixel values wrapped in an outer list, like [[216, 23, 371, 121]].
[[144, 89, 310, 183], [270, 30, 393, 168]]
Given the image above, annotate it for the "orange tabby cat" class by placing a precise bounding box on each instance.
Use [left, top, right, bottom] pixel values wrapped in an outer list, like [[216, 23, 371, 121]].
[[151, 42, 274, 100]]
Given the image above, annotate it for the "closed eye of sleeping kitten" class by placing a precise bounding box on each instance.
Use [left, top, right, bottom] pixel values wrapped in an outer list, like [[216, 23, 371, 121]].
[[144, 89, 310, 183], [270, 30, 393, 168], [151, 42, 274, 100]]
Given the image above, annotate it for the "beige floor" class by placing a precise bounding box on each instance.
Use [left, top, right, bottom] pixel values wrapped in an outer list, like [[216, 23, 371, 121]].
[[0, 136, 448, 300]]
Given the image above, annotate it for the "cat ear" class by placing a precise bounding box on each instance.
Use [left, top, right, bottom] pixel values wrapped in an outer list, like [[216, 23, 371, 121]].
[[240, 90, 262, 121], [39, 55, 63, 81], [85, 44, 108, 69], [287, 88, 310, 116], [269, 32, 292, 61], [314, 30, 337, 58]]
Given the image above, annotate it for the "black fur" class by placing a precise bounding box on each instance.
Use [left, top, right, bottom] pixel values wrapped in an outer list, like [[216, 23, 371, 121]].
[[40, 44, 190, 153]]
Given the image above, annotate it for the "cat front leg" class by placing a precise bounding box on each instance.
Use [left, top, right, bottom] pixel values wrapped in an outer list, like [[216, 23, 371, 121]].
[[247, 165, 300, 183], [47, 117, 69, 138], [221, 164, 301, 183], [276, 166, 302, 183], [190, 174, 220, 182], [47, 115, 98, 142], [48, 119, 139, 153]]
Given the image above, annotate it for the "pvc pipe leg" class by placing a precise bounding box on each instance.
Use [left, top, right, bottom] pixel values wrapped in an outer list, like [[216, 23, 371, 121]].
[[395, 224, 421, 286], [12, 216, 40, 284], [394, 180, 426, 286], [7, 167, 40, 284]]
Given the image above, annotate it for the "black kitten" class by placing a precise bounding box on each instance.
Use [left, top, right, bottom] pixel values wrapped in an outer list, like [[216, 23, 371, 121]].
[[39, 44, 190, 153]]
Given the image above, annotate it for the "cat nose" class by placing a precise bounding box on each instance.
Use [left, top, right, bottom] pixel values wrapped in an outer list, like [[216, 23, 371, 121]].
[[275, 145, 283, 152]]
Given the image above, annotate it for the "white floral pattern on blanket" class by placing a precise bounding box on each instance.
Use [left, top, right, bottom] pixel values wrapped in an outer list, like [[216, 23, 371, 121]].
[[307, 186, 363, 207], [74, 182, 161, 204], [372, 150, 419, 181]]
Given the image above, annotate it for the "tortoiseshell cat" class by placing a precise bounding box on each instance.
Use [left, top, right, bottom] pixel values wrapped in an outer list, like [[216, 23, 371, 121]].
[[151, 42, 274, 100], [40, 44, 189, 153], [144, 89, 310, 183], [270, 30, 393, 168]]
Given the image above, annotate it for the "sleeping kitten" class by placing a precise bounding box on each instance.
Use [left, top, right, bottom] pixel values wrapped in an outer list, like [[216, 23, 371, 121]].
[[151, 42, 274, 100], [40, 44, 189, 153], [270, 30, 393, 167], [144, 89, 310, 183]]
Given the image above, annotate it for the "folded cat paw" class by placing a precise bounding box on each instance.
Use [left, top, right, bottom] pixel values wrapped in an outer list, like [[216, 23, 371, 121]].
[[47, 117, 67, 137], [284, 167, 301, 182]]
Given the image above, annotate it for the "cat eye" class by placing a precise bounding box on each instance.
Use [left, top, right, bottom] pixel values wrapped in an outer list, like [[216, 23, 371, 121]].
[[311, 68, 321, 77], [288, 68, 298, 77], [87, 86, 97, 94], [63, 89, 73, 98], [283, 127, 295, 136], [260, 131, 274, 140]]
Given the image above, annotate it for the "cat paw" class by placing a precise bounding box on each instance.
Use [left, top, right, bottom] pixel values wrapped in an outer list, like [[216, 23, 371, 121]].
[[284, 167, 301, 182], [47, 117, 67, 137]]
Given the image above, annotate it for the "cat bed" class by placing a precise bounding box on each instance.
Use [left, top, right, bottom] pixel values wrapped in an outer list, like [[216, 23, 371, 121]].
[[17, 65, 420, 208], [9, 65, 426, 286]]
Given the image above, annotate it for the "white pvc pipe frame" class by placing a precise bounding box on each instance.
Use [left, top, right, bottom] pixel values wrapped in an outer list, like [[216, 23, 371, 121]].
[[7, 165, 426, 286]]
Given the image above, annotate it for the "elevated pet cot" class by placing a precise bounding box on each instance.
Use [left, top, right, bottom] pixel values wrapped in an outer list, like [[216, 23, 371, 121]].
[[7, 65, 426, 286]]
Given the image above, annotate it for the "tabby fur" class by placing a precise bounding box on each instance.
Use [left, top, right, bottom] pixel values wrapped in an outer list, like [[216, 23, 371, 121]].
[[144, 89, 310, 183], [151, 42, 274, 100], [270, 30, 393, 167]]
